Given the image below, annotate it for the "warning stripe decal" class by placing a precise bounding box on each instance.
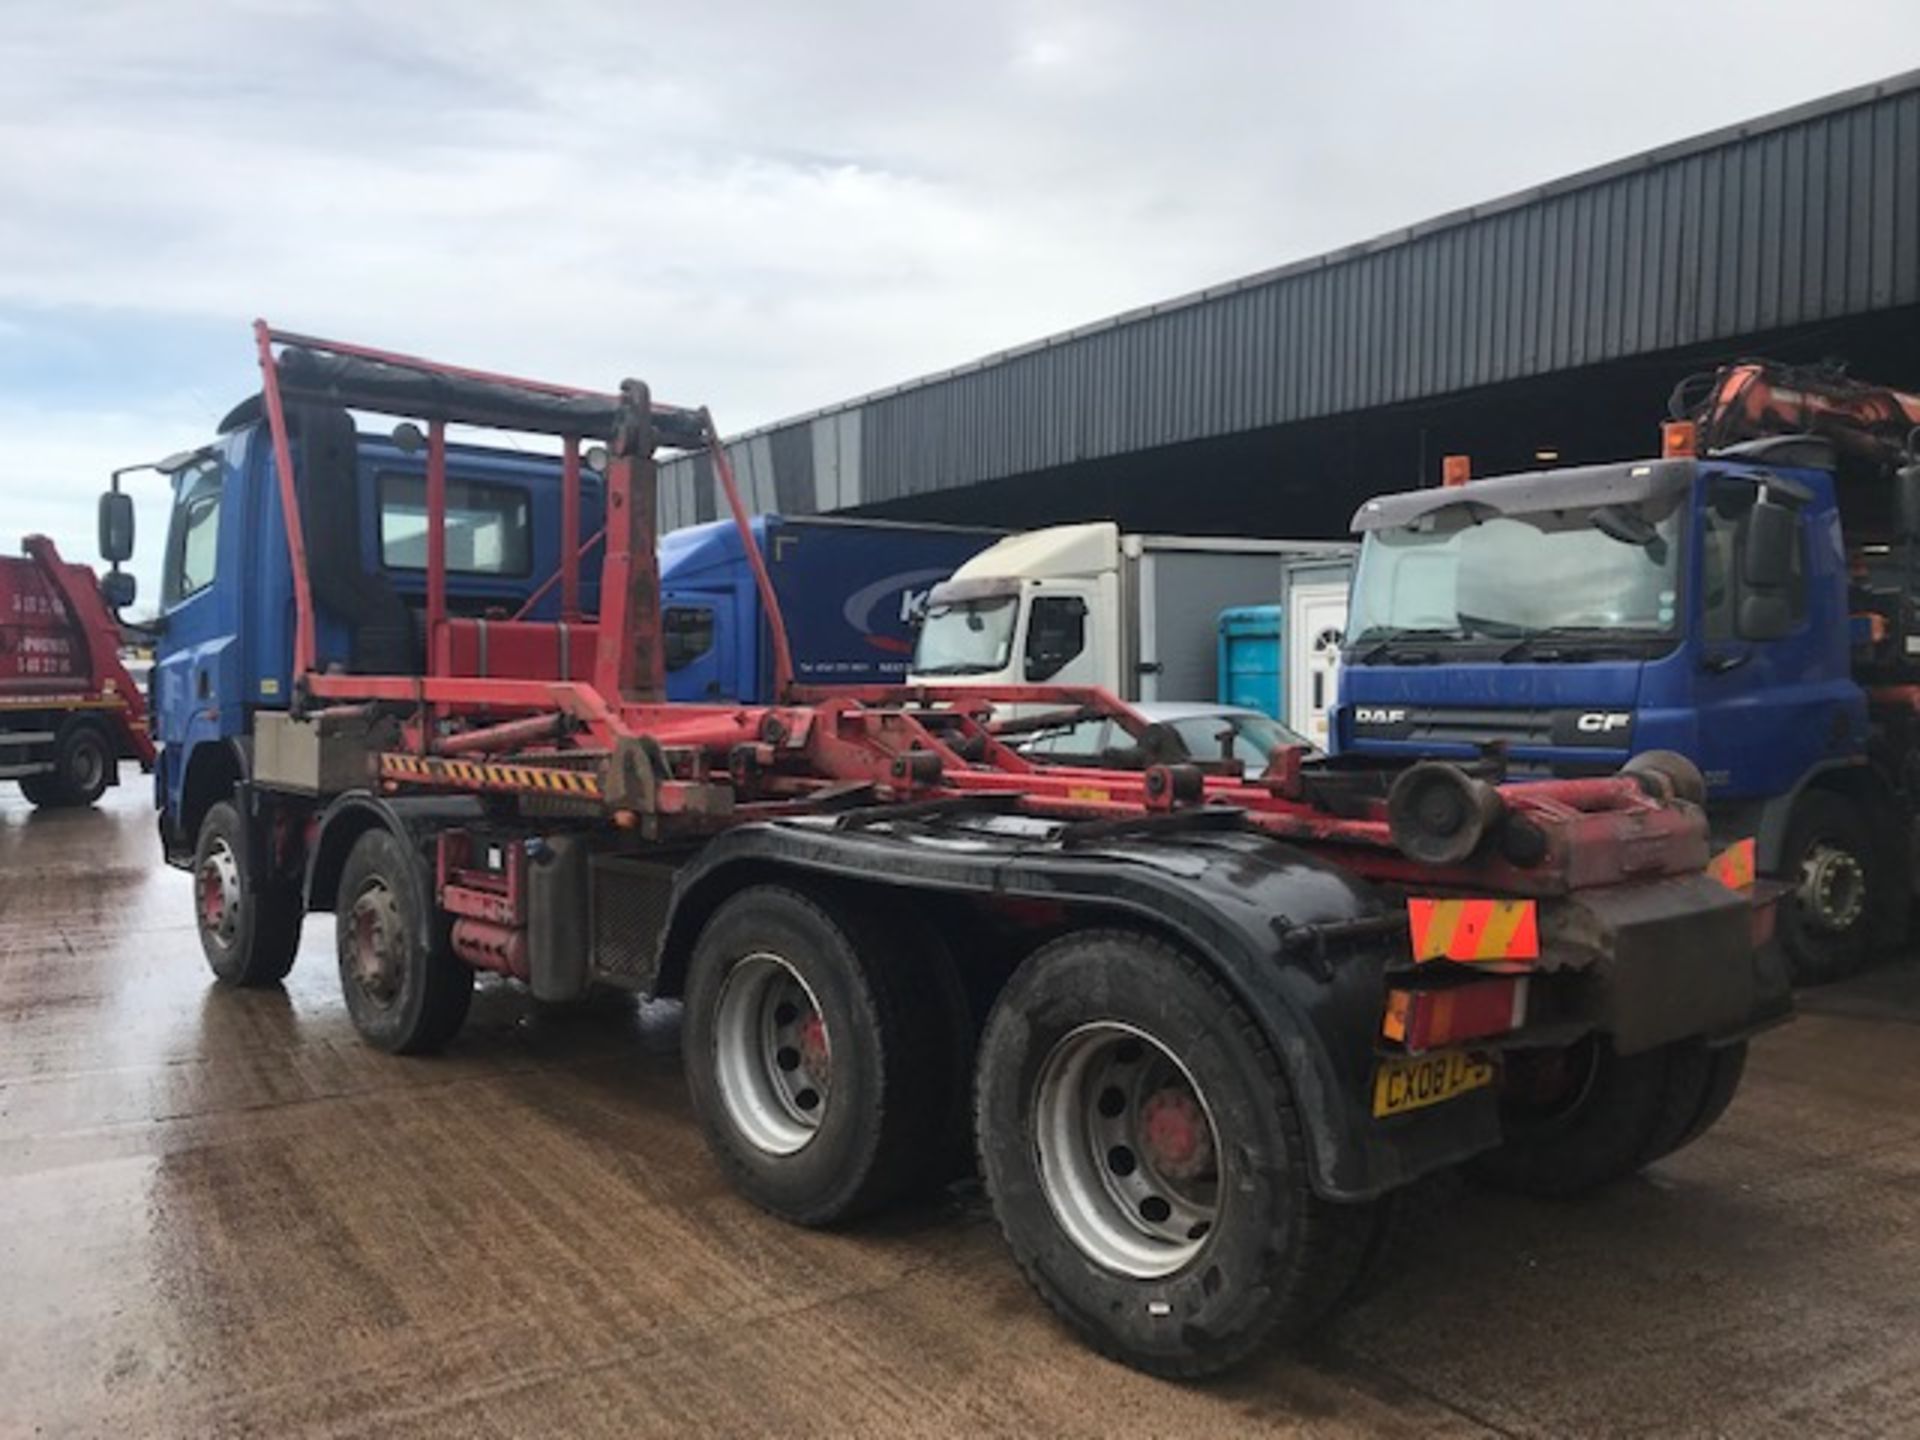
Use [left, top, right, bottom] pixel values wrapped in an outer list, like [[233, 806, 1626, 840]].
[[1709, 837, 1756, 891], [1407, 897, 1540, 964], [379, 752, 602, 798]]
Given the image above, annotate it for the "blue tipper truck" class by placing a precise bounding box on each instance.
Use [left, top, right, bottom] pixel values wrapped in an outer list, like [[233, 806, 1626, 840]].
[[660, 515, 999, 702], [1333, 359, 1920, 986]]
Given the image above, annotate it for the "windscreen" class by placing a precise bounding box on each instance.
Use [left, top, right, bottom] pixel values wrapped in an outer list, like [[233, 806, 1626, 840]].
[[1349, 495, 1682, 645], [913, 595, 1018, 675]]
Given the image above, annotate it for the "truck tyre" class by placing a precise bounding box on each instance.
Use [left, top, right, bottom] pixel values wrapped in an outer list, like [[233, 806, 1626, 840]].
[[335, 828, 472, 1055], [1663, 1041, 1749, 1157], [194, 800, 303, 986], [1465, 1036, 1740, 1197], [1777, 790, 1875, 986], [24, 723, 113, 808], [975, 929, 1382, 1379], [18, 772, 58, 807], [682, 885, 954, 1226]]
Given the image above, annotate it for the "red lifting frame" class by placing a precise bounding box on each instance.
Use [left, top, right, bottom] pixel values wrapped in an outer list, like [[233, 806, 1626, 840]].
[[249, 321, 1715, 901]]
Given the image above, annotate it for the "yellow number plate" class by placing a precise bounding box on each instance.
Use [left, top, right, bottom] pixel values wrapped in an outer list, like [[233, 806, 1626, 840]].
[[1372, 1051, 1496, 1118]]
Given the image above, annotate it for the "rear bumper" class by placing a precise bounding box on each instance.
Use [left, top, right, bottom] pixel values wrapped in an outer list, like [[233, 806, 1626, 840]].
[[1538, 873, 1792, 1054]]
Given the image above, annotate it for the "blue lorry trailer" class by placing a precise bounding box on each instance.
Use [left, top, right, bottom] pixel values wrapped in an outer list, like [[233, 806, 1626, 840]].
[[1335, 360, 1920, 985], [659, 515, 999, 703]]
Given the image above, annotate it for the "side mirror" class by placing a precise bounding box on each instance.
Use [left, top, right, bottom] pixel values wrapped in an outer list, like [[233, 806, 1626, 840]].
[[100, 570, 137, 611], [98, 491, 135, 564], [1897, 464, 1920, 541], [1741, 495, 1796, 589]]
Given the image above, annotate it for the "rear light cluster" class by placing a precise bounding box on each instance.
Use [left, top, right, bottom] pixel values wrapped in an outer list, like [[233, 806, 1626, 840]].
[[1383, 896, 1540, 1055]]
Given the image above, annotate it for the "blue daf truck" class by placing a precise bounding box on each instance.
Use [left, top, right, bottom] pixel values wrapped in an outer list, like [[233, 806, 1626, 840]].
[[131, 392, 989, 858], [140, 398, 606, 864], [1334, 360, 1920, 985]]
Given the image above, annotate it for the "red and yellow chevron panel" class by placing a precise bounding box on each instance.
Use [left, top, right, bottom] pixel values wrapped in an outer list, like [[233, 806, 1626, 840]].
[[1709, 837, 1756, 891], [380, 751, 602, 799], [1406, 896, 1539, 965]]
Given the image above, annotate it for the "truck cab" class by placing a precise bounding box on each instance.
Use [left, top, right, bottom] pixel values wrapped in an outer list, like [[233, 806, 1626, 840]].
[[150, 402, 601, 859], [910, 522, 1120, 692], [1336, 438, 1887, 982], [908, 521, 1342, 707]]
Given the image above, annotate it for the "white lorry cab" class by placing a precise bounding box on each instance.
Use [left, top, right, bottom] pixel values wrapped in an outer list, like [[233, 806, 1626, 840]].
[[909, 521, 1351, 716]]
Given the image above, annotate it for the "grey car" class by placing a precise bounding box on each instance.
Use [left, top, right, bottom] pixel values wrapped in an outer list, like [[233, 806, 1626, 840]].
[[1018, 701, 1315, 778]]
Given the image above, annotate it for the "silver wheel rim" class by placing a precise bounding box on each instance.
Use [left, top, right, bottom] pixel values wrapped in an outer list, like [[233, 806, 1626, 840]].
[[346, 879, 405, 1005], [70, 737, 105, 794], [713, 953, 830, 1156], [1034, 1021, 1221, 1279], [1798, 843, 1866, 933], [197, 838, 242, 951]]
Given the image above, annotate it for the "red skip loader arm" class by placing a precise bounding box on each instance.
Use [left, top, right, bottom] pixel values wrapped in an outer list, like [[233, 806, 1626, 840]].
[[20, 535, 156, 767], [254, 323, 1710, 900]]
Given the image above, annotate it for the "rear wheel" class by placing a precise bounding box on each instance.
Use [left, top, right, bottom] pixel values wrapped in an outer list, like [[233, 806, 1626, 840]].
[[335, 828, 472, 1054], [1467, 1035, 1747, 1197], [194, 800, 303, 986], [975, 929, 1381, 1379], [682, 885, 958, 1225], [18, 772, 58, 807], [22, 724, 113, 808], [1777, 791, 1876, 986]]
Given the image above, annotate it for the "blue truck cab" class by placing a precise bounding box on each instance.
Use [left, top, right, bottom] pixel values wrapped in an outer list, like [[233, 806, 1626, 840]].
[[659, 515, 998, 703], [151, 399, 601, 860], [1336, 436, 1899, 984]]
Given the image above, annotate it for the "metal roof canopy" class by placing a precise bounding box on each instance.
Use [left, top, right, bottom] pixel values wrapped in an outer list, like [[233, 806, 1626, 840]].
[[663, 69, 1920, 531]]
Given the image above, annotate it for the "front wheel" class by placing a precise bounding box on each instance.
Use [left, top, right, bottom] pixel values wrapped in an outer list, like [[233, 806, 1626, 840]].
[[975, 929, 1382, 1379], [335, 828, 472, 1054], [1777, 791, 1876, 986], [194, 800, 303, 986]]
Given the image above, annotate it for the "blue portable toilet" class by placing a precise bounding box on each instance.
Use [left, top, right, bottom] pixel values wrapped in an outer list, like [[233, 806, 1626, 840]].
[[1217, 605, 1283, 718]]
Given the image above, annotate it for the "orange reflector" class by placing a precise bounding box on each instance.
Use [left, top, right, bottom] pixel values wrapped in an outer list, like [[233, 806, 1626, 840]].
[[1382, 989, 1409, 1044], [1662, 420, 1698, 458], [1382, 977, 1530, 1053], [1407, 897, 1540, 965], [1441, 454, 1472, 487], [1709, 836, 1756, 891]]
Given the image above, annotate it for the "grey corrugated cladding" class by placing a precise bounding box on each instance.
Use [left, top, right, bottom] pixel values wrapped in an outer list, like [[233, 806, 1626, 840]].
[[661, 70, 1920, 521]]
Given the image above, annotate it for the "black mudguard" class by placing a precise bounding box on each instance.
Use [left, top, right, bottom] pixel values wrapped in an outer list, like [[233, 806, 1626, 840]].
[[658, 815, 1502, 1203]]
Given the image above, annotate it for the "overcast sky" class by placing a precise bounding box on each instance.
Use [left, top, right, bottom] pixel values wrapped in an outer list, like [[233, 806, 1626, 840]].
[[2, 1, 1916, 599]]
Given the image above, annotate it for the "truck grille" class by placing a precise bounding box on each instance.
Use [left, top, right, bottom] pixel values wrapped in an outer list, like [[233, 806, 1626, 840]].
[[1402, 707, 1559, 746]]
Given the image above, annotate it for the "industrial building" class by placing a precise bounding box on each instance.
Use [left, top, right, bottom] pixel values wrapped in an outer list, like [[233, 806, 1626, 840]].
[[662, 69, 1920, 540]]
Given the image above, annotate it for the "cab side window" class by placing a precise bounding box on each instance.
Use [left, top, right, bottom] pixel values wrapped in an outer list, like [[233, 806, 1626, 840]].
[[162, 460, 223, 606], [663, 606, 716, 672], [1701, 481, 1807, 642], [1024, 595, 1088, 681]]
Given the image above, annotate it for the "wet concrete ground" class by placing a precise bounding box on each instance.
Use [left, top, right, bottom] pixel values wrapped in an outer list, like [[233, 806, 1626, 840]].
[[3, 776, 1919, 1439]]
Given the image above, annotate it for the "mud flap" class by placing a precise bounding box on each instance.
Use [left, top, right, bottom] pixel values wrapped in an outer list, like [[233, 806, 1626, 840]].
[[1546, 874, 1792, 1055]]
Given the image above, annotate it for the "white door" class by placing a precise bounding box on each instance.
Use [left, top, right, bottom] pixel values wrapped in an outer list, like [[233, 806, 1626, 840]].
[[1287, 583, 1347, 749]]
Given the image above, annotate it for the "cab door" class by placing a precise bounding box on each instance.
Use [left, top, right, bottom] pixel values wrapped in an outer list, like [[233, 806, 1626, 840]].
[[1688, 476, 1856, 799], [153, 450, 243, 815]]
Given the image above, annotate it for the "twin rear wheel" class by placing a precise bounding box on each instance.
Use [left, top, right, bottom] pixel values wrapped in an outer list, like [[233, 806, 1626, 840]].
[[682, 886, 965, 1225], [682, 900, 1383, 1378], [1467, 1034, 1748, 1197]]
